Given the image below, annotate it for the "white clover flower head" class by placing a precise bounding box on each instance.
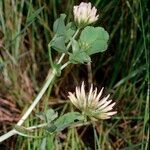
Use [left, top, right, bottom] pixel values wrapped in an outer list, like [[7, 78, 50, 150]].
[[73, 2, 99, 28], [68, 82, 117, 120]]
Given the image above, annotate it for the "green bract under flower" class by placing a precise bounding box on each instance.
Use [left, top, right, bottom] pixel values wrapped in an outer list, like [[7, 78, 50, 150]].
[[68, 82, 117, 120], [73, 2, 99, 28]]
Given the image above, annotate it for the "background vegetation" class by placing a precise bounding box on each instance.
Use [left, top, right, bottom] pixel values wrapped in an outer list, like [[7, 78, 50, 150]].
[[0, 0, 149, 149]]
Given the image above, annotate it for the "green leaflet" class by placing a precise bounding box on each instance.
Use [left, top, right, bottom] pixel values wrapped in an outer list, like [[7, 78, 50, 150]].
[[36, 109, 58, 123], [69, 38, 89, 64], [45, 109, 58, 123], [51, 14, 76, 53], [51, 35, 66, 53], [69, 26, 109, 64], [54, 112, 84, 132], [65, 22, 76, 43], [53, 14, 66, 35], [79, 26, 109, 55], [69, 50, 91, 64], [71, 39, 80, 52]]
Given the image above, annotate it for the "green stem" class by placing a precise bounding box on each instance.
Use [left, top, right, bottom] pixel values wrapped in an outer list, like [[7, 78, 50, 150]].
[[48, 43, 54, 68], [61, 61, 70, 70], [57, 28, 80, 64], [26, 123, 47, 130], [67, 28, 80, 49], [44, 83, 53, 112]]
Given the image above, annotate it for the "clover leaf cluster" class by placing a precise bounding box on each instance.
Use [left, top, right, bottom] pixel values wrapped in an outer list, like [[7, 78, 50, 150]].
[[50, 14, 109, 64]]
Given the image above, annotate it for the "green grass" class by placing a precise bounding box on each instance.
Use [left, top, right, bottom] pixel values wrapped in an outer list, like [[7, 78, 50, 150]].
[[0, 0, 149, 149]]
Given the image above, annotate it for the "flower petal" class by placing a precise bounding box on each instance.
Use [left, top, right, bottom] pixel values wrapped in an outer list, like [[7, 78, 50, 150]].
[[68, 92, 79, 109], [95, 87, 104, 102], [97, 94, 110, 108], [98, 99, 112, 110], [88, 84, 93, 103], [99, 102, 116, 112], [81, 82, 87, 109]]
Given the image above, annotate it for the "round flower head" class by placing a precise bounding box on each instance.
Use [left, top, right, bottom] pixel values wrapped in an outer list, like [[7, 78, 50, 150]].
[[73, 2, 99, 28], [68, 82, 117, 120]]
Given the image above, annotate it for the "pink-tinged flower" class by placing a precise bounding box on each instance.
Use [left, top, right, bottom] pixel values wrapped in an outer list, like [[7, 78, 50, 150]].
[[68, 82, 117, 120], [73, 2, 99, 28]]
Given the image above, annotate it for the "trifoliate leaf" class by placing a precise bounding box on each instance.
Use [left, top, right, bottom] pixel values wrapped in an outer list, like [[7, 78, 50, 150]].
[[36, 109, 58, 123], [53, 14, 66, 35], [79, 26, 109, 55], [51, 36, 66, 53], [69, 50, 91, 64], [54, 112, 84, 132], [52, 14, 77, 53]]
